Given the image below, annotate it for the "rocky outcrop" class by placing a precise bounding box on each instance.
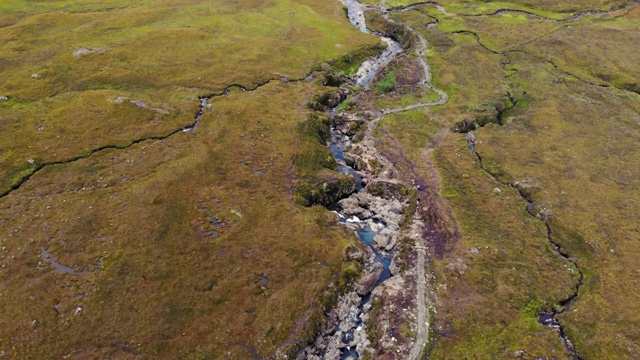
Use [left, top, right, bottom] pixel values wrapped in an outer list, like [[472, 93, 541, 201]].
[[307, 89, 349, 111], [367, 180, 408, 200], [73, 47, 107, 57], [303, 289, 371, 359], [295, 172, 358, 207]]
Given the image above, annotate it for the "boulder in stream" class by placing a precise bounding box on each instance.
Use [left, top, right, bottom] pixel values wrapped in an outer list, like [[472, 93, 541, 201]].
[[374, 234, 389, 249], [338, 197, 365, 217], [355, 262, 384, 296]]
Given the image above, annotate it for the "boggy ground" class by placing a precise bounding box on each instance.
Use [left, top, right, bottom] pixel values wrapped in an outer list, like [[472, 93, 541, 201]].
[[359, 1, 640, 359], [0, 0, 385, 358]]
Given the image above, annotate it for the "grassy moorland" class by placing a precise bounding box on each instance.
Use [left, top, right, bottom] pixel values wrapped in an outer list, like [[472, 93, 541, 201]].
[[2, 0, 639, 358], [0, 0, 383, 358], [0, 0, 378, 195], [366, 1, 640, 359]]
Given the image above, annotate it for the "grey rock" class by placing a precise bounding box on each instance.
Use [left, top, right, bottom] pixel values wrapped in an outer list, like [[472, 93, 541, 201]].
[[337, 197, 365, 217], [323, 311, 338, 336], [389, 254, 402, 275], [73, 47, 106, 57], [0, 96, 8, 102], [445, 258, 468, 275], [339, 316, 356, 332], [373, 234, 388, 249], [323, 336, 341, 360], [343, 152, 357, 168], [353, 325, 371, 355], [385, 236, 397, 251], [296, 350, 306, 360], [367, 180, 408, 200], [337, 292, 361, 321], [355, 263, 383, 296], [315, 335, 327, 351]]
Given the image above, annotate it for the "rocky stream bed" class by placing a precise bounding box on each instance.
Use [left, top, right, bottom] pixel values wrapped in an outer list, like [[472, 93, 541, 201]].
[[298, 0, 448, 358]]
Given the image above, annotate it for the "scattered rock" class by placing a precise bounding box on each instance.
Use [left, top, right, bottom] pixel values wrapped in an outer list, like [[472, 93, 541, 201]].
[[445, 258, 468, 275], [108, 96, 171, 114], [73, 47, 107, 57]]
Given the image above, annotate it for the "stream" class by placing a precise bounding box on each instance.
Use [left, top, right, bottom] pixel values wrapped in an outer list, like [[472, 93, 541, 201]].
[[340, 0, 403, 88], [303, 0, 629, 357], [302, 0, 452, 358], [302, 1, 409, 359]]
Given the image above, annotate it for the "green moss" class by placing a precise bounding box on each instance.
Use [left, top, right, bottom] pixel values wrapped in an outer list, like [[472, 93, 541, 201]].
[[442, 187, 459, 198], [294, 114, 336, 177], [335, 98, 356, 114], [337, 262, 361, 293], [375, 71, 397, 93]]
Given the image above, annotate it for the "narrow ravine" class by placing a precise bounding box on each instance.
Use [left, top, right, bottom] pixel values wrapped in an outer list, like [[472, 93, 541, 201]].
[[301, 1, 449, 358]]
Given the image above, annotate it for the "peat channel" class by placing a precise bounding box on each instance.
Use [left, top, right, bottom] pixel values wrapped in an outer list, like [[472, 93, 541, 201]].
[[0, 78, 295, 201], [466, 136, 584, 359]]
